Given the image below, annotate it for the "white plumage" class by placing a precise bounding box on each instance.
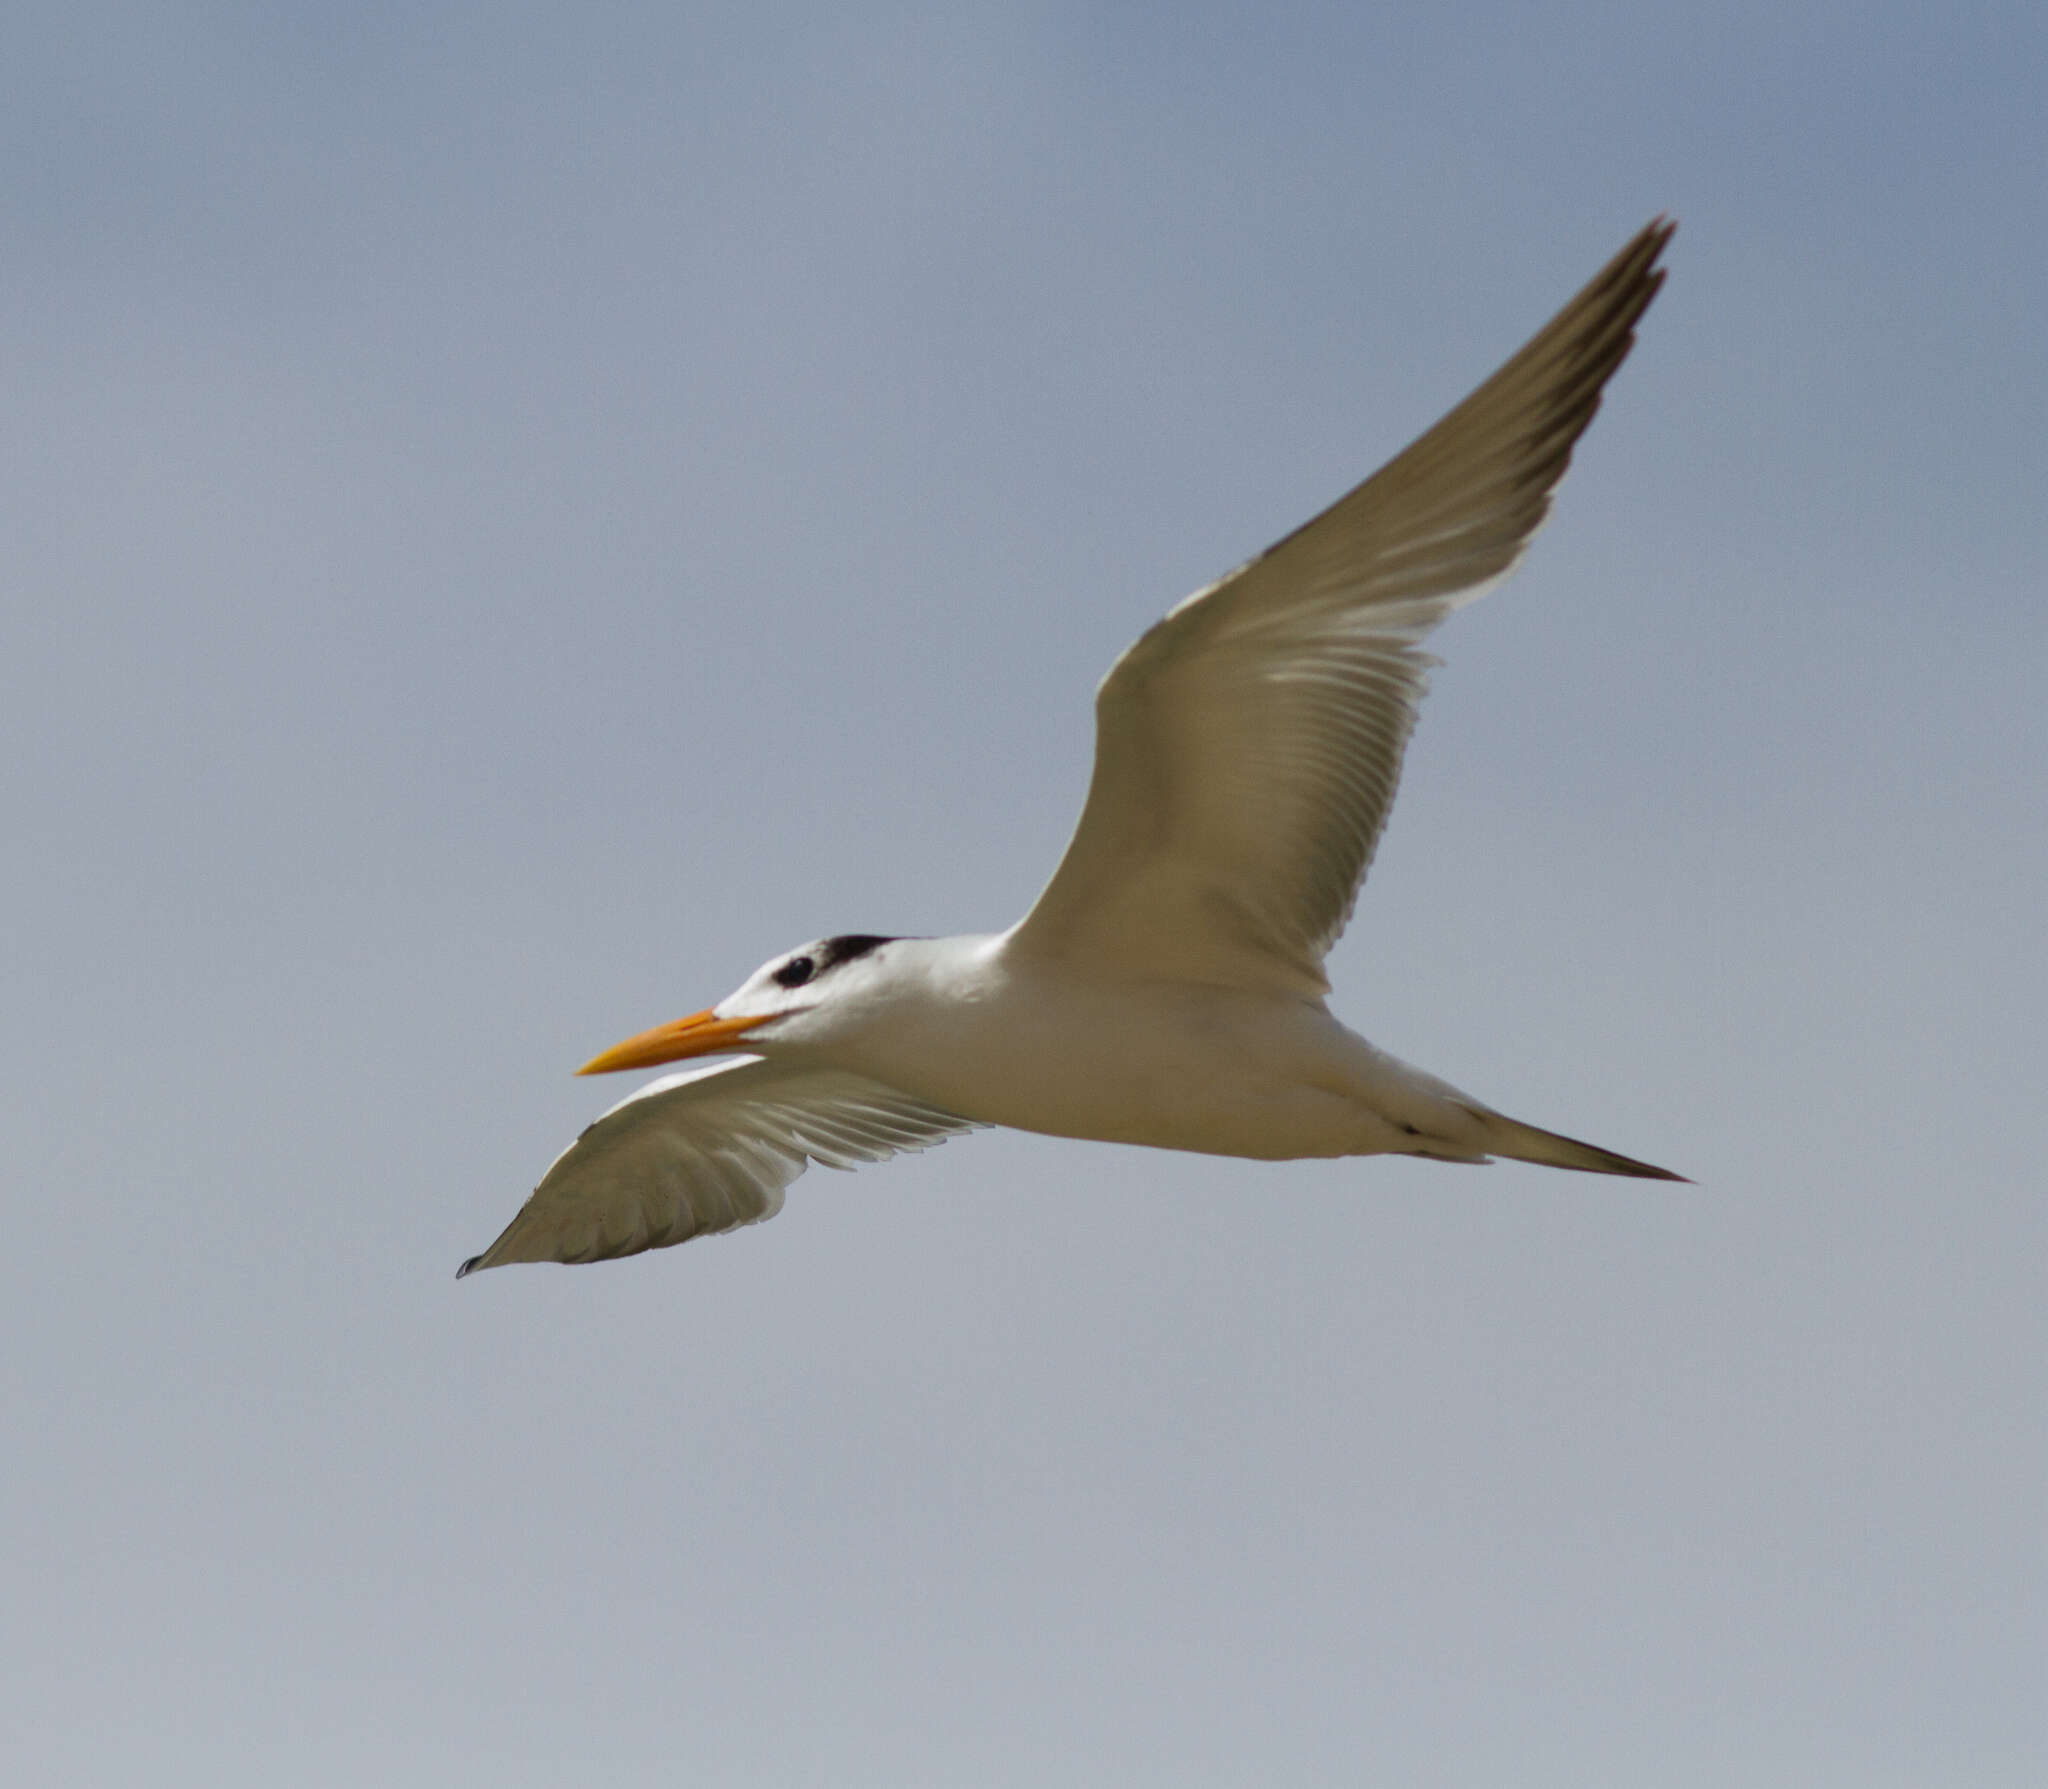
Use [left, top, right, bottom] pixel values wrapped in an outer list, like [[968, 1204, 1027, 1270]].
[[461, 220, 1682, 1279]]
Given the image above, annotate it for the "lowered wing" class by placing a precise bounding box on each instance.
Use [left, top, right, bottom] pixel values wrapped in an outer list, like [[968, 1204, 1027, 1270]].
[[459, 1056, 978, 1274]]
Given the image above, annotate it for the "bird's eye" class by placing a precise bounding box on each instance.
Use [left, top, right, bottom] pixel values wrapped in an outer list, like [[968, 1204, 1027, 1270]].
[[774, 955, 816, 989]]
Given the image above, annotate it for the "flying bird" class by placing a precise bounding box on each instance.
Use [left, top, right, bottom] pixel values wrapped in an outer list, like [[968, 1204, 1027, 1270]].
[[460, 220, 1683, 1278]]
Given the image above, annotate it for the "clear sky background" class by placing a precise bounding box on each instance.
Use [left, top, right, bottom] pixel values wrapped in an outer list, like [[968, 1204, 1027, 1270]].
[[5, 4, 2042, 1784]]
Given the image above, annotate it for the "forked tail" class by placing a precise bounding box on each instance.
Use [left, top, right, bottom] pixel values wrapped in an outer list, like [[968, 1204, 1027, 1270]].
[[1467, 1107, 1689, 1182]]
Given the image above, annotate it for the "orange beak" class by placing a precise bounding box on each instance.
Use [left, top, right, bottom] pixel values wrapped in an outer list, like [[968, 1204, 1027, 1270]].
[[575, 1008, 779, 1075]]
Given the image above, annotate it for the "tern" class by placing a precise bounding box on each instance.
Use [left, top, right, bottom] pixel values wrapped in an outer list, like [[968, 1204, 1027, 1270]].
[[460, 220, 1683, 1278]]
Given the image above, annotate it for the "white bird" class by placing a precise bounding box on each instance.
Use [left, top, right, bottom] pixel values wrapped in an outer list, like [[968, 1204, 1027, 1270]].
[[459, 220, 1683, 1278]]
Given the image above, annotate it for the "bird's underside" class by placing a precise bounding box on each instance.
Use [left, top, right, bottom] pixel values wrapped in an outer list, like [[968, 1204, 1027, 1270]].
[[461, 219, 1683, 1278]]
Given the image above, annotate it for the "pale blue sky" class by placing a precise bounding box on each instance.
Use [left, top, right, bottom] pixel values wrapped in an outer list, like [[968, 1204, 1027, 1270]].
[[5, 5, 2043, 1783]]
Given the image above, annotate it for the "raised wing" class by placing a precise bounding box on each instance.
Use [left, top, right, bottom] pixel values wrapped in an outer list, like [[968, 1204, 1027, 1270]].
[[1008, 221, 1672, 996], [458, 1057, 978, 1274]]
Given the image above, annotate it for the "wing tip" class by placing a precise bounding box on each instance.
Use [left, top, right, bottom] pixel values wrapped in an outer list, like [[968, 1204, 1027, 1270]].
[[1622, 215, 1679, 279], [455, 1251, 487, 1280]]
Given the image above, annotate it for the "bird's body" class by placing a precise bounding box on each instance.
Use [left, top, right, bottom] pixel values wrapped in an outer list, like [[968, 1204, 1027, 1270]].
[[461, 220, 1684, 1278], [766, 935, 1404, 1160], [773, 936, 1497, 1164]]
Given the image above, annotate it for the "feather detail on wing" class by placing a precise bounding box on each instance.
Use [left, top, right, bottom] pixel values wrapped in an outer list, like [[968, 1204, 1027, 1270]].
[[458, 1057, 979, 1274], [1008, 220, 1673, 996]]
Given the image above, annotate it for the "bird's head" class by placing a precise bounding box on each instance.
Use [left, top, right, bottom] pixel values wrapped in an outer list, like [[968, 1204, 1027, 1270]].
[[574, 934, 904, 1074]]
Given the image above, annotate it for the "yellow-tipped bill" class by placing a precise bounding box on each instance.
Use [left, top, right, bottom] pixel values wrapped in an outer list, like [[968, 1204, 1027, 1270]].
[[576, 1008, 777, 1075]]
